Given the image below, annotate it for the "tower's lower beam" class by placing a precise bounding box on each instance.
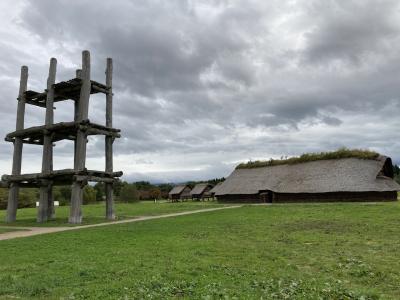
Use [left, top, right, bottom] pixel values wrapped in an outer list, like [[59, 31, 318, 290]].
[[7, 137, 24, 223], [48, 185, 55, 219], [105, 183, 115, 220], [38, 186, 49, 222], [69, 181, 83, 224], [38, 181, 53, 222], [6, 183, 19, 222]]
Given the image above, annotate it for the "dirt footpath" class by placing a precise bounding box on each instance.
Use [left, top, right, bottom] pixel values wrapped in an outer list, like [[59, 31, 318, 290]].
[[0, 205, 241, 241]]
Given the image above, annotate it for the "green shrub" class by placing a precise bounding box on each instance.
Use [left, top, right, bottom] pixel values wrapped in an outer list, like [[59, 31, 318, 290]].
[[0, 188, 7, 209], [19, 189, 38, 208], [119, 184, 139, 203], [83, 185, 97, 204], [53, 186, 71, 206], [0, 188, 37, 209]]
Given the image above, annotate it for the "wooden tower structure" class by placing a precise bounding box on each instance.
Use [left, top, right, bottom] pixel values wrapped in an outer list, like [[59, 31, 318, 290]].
[[1, 50, 122, 224]]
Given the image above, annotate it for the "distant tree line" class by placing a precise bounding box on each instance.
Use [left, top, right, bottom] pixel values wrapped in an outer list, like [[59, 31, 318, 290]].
[[0, 179, 216, 209], [183, 177, 225, 189]]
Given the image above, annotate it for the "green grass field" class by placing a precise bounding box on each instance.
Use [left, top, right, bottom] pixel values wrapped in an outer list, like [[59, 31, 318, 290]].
[[1, 202, 399, 299], [0, 227, 27, 234], [0, 201, 225, 227]]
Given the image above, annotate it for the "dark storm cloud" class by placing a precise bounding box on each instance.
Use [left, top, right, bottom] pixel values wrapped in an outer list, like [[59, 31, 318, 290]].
[[0, 0, 399, 182], [302, 0, 400, 64]]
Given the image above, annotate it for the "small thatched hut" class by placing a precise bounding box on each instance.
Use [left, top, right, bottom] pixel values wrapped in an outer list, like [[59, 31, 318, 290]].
[[213, 154, 400, 203], [169, 185, 191, 202], [190, 183, 213, 200]]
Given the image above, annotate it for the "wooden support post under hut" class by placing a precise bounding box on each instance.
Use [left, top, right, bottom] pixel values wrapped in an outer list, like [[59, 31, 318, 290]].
[[1, 51, 122, 224]]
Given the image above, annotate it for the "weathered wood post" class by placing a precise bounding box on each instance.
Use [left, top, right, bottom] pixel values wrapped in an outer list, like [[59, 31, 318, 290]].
[[69, 51, 91, 224], [74, 69, 82, 168], [6, 66, 28, 223], [105, 58, 115, 220], [38, 58, 57, 222]]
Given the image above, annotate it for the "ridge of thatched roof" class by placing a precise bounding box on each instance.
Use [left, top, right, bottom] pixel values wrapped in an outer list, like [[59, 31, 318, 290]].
[[169, 185, 189, 195], [214, 156, 400, 195], [236, 148, 380, 169]]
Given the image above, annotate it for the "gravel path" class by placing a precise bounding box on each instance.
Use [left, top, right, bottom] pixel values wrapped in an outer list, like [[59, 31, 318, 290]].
[[0, 205, 241, 241]]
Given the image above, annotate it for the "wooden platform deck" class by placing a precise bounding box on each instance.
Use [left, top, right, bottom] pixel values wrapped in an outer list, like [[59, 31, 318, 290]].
[[24, 78, 109, 107], [5, 120, 120, 145]]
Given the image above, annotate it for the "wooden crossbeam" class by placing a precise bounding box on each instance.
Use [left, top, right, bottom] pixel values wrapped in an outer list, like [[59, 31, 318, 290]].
[[74, 175, 118, 184], [26, 100, 46, 108], [2, 169, 123, 182], [5, 120, 121, 142]]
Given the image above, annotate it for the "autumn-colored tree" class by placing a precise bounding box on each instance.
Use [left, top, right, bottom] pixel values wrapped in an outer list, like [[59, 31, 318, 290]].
[[149, 187, 161, 200]]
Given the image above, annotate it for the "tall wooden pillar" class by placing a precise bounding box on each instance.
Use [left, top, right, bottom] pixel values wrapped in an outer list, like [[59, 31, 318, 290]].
[[74, 69, 82, 168], [69, 51, 91, 224], [105, 58, 115, 220], [38, 58, 57, 222], [6, 66, 28, 223]]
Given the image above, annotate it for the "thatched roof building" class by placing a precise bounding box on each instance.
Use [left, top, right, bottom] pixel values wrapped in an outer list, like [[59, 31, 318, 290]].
[[190, 183, 213, 200], [213, 155, 400, 203], [169, 185, 191, 201]]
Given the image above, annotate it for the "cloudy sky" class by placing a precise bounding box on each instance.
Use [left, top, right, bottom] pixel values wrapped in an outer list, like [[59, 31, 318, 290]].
[[0, 0, 399, 183]]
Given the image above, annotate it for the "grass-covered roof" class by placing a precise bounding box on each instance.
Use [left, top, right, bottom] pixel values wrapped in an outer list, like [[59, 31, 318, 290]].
[[236, 148, 380, 169]]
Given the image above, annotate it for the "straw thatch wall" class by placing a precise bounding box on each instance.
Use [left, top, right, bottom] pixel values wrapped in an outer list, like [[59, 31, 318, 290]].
[[216, 191, 398, 203], [216, 194, 261, 203], [273, 191, 397, 202]]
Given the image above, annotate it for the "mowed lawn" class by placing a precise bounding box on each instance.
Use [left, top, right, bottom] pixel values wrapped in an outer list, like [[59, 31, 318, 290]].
[[1, 203, 400, 299], [0, 227, 27, 234], [0, 201, 225, 227]]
